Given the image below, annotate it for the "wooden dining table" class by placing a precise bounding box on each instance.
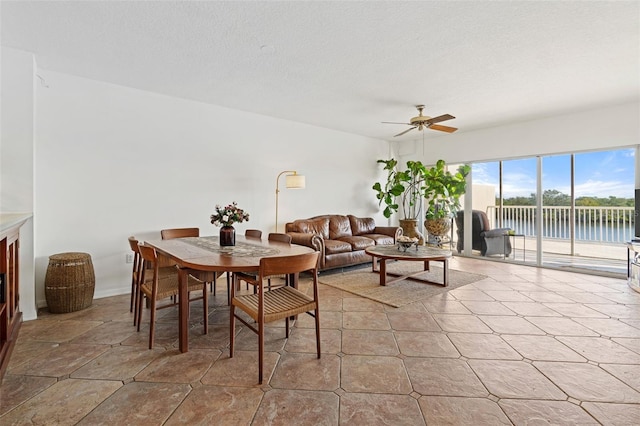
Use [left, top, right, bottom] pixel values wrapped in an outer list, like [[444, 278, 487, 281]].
[[145, 235, 315, 353]]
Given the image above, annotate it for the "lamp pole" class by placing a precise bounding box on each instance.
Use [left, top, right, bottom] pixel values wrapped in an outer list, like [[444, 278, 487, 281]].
[[275, 170, 305, 232]]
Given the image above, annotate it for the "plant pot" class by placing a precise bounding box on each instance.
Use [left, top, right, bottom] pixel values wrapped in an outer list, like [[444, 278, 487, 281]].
[[219, 225, 236, 246], [425, 218, 451, 237], [399, 219, 424, 245]]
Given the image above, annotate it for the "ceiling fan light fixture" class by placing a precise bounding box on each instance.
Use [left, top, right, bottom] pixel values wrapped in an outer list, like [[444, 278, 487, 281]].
[[384, 104, 458, 136]]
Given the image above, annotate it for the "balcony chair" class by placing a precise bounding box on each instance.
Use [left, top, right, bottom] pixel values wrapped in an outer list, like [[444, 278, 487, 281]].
[[455, 210, 512, 257], [230, 251, 321, 384]]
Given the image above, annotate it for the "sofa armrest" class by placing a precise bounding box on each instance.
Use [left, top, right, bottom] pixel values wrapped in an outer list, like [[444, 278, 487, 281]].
[[287, 232, 324, 253], [373, 226, 403, 242], [482, 228, 510, 238]]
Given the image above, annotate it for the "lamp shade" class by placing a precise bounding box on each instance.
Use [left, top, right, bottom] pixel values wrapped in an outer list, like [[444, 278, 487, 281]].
[[285, 174, 305, 189]]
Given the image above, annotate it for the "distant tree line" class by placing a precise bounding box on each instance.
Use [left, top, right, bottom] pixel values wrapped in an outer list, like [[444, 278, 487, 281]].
[[500, 189, 634, 207], [499, 190, 634, 224]]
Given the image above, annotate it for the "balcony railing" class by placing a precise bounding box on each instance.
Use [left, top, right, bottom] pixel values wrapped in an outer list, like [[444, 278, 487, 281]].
[[486, 205, 635, 243]]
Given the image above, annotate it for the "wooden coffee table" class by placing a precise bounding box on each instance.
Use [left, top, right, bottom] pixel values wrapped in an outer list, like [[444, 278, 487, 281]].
[[365, 245, 452, 287]]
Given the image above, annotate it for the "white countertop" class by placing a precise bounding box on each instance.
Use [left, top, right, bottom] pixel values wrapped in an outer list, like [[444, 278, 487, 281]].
[[0, 212, 32, 234]]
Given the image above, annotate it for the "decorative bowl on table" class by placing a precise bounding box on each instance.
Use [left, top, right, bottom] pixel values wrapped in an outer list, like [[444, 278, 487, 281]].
[[397, 236, 418, 252]]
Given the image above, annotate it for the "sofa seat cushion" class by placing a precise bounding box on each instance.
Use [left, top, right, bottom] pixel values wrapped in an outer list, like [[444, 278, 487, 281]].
[[337, 236, 375, 251], [324, 239, 352, 255], [292, 217, 330, 239], [324, 250, 371, 270], [361, 233, 395, 245]]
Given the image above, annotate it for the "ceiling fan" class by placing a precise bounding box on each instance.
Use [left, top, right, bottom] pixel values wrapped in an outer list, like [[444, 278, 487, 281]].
[[383, 105, 458, 137]]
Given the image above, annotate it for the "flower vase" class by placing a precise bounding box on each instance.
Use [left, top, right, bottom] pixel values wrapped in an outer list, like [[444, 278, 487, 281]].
[[219, 225, 236, 246]]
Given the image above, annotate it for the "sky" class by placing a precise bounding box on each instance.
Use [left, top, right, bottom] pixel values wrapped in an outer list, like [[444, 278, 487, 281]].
[[471, 148, 635, 199]]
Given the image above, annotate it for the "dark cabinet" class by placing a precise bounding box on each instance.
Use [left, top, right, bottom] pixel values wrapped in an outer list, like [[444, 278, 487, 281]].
[[0, 217, 25, 382]]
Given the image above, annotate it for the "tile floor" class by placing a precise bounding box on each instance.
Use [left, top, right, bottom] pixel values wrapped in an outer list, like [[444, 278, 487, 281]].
[[2, 257, 640, 425]]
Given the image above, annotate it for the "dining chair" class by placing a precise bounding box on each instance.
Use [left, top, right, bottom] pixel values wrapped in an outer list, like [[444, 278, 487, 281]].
[[160, 227, 221, 296], [127, 236, 143, 314], [266, 233, 293, 289], [231, 229, 263, 292], [236, 232, 293, 292], [136, 243, 209, 349], [129, 236, 181, 326], [245, 229, 263, 239], [160, 227, 200, 240], [230, 251, 321, 384], [267, 232, 291, 244]]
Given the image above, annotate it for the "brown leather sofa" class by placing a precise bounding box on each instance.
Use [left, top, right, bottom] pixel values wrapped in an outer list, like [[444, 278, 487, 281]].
[[285, 214, 402, 271]]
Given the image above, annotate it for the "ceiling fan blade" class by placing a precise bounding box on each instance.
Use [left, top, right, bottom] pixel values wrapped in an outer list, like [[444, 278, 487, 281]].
[[394, 127, 417, 137], [382, 121, 411, 125], [425, 114, 455, 125], [429, 124, 458, 133]]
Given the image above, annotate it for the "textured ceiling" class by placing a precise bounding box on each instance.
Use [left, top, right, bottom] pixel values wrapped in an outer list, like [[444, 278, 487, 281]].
[[1, 1, 638, 141]]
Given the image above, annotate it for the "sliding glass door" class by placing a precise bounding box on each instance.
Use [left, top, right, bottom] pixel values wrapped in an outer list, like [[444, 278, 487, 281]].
[[571, 150, 634, 273], [500, 158, 537, 263], [541, 154, 573, 264], [462, 147, 634, 276]]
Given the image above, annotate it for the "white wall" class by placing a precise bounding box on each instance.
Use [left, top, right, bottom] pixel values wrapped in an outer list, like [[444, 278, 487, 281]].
[[398, 101, 640, 165], [0, 47, 37, 320], [34, 70, 389, 304], [1, 48, 34, 211]]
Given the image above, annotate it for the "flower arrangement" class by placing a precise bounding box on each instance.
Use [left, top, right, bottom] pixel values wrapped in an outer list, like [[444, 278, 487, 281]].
[[210, 202, 250, 227]]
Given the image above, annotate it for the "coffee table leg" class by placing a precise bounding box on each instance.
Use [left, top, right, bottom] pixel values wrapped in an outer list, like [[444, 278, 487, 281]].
[[380, 259, 387, 286], [443, 259, 449, 287]]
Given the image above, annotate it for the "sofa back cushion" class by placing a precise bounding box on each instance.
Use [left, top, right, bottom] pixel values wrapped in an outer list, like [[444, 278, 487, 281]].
[[348, 215, 376, 236], [292, 217, 330, 239], [329, 215, 352, 239]]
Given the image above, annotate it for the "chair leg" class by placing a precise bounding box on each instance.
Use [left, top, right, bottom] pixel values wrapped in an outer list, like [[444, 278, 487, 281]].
[[130, 279, 135, 313], [202, 284, 208, 335], [258, 319, 264, 384], [229, 276, 236, 358], [133, 285, 139, 326], [285, 317, 290, 338], [226, 273, 231, 305], [229, 306, 235, 358], [315, 309, 321, 359], [149, 297, 156, 349], [136, 291, 144, 330]]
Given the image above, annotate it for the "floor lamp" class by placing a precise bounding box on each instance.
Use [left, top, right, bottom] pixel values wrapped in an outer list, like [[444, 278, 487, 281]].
[[275, 170, 305, 232]]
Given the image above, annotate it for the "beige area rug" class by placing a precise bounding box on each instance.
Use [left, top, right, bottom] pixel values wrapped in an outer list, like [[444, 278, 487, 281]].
[[318, 262, 487, 308]]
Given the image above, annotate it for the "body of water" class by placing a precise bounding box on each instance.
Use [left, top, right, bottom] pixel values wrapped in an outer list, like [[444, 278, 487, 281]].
[[503, 220, 634, 243]]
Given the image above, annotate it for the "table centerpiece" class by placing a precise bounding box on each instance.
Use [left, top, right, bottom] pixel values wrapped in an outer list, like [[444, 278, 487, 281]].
[[210, 201, 250, 246]]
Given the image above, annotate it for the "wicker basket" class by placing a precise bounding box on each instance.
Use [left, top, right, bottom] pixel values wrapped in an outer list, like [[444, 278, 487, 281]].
[[45, 252, 95, 313]]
